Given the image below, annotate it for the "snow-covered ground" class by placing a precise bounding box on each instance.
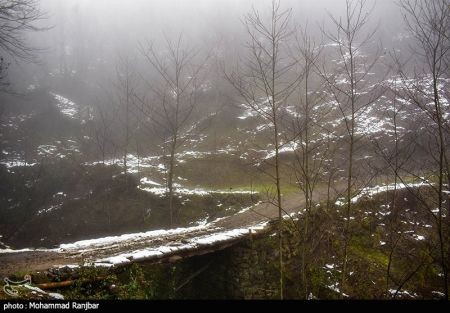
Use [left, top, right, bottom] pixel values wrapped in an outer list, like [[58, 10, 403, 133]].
[[0, 160, 37, 168], [1, 114, 34, 131], [388, 288, 418, 299], [237, 103, 260, 120], [86, 154, 163, 174], [0, 248, 52, 254], [0, 219, 270, 270], [23, 285, 65, 300], [87, 221, 269, 267], [0, 192, 272, 269], [49, 92, 93, 123], [50, 93, 78, 119], [85, 152, 257, 197], [356, 106, 394, 135], [335, 181, 430, 207], [85, 149, 237, 176], [59, 225, 211, 252], [138, 183, 257, 197], [264, 141, 300, 160], [0, 139, 81, 169]]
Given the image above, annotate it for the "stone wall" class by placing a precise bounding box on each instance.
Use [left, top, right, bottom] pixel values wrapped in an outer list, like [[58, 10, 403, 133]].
[[134, 225, 301, 299]]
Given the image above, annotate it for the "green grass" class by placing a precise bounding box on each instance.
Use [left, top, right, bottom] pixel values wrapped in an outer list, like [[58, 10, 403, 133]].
[[350, 235, 389, 268], [231, 183, 299, 196]]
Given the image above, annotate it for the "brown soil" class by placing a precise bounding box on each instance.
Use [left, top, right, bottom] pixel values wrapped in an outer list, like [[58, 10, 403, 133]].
[[0, 184, 343, 278]]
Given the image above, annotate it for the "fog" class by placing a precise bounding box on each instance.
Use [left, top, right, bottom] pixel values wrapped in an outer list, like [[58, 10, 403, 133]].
[[2, 1, 450, 300], [6, 0, 404, 94]]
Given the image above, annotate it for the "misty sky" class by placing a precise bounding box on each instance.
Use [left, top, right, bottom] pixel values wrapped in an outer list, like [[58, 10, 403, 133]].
[[6, 0, 406, 93]]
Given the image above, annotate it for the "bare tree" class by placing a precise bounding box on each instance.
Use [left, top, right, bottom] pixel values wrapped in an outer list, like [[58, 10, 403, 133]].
[[0, 0, 44, 61], [382, 95, 405, 297], [369, 84, 417, 297], [397, 0, 450, 299], [292, 29, 323, 221], [139, 35, 208, 227], [50, 0, 68, 79], [0, 55, 7, 90], [91, 101, 117, 165], [0, 0, 46, 90], [320, 0, 386, 296], [289, 28, 327, 299], [113, 55, 139, 185], [225, 0, 297, 299]]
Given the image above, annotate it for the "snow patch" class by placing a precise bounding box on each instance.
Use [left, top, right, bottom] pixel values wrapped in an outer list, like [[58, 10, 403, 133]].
[[50, 93, 78, 119], [389, 288, 418, 298], [139, 185, 257, 197], [336, 181, 430, 206], [90, 222, 269, 267], [23, 285, 65, 300], [0, 160, 37, 168], [140, 177, 161, 186], [59, 225, 209, 252]]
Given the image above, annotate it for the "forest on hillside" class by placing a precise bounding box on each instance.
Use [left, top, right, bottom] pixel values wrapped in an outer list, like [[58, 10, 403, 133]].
[[0, 0, 449, 301]]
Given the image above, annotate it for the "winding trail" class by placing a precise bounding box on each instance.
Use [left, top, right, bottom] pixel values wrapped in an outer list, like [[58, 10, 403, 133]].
[[0, 185, 339, 278]]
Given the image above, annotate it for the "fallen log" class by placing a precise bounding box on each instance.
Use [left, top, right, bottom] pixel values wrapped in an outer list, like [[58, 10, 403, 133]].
[[36, 276, 107, 290], [36, 280, 74, 290]]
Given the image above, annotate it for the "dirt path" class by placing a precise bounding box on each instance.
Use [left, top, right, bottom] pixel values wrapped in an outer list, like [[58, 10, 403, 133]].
[[215, 186, 333, 229], [0, 185, 342, 278]]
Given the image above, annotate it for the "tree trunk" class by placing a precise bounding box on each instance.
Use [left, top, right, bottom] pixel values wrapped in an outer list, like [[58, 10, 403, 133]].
[[341, 58, 355, 298], [433, 73, 449, 299], [168, 135, 178, 228]]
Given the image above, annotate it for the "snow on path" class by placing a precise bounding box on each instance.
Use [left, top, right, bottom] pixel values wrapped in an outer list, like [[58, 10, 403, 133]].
[[91, 222, 269, 266], [138, 184, 257, 197], [1, 216, 269, 269], [59, 225, 209, 252], [351, 181, 429, 203], [0, 248, 52, 254], [335, 181, 430, 206]]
